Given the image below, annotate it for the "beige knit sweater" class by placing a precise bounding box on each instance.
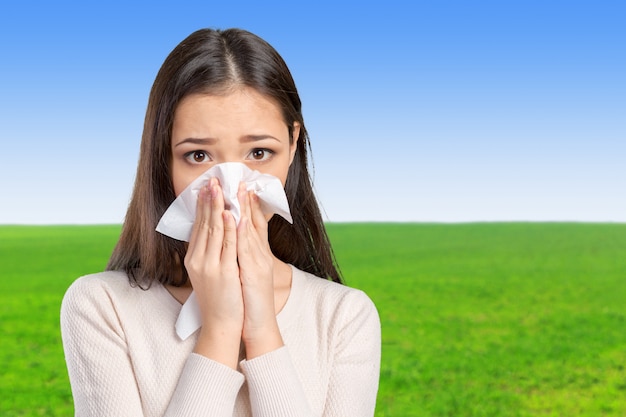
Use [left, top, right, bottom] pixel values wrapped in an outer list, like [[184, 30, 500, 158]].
[[60, 265, 380, 416]]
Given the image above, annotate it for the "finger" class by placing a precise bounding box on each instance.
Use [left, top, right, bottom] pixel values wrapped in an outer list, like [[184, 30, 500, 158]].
[[237, 208, 268, 272], [186, 183, 211, 258], [237, 183, 264, 244], [249, 192, 269, 246], [237, 181, 250, 223], [205, 179, 226, 261], [237, 187, 262, 250], [237, 215, 251, 260], [237, 213, 273, 292], [221, 210, 238, 266]]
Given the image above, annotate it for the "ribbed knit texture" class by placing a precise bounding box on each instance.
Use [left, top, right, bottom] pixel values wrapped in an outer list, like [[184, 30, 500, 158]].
[[60, 265, 380, 416]]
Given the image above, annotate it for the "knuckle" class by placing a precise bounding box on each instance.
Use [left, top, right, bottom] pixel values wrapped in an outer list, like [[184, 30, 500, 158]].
[[184, 258, 200, 273], [198, 218, 210, 229], [208, 224, 223, 237], [222, 237, 235, 249]]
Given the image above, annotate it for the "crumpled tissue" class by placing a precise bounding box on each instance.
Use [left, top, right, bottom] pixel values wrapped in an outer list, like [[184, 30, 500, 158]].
[[156, 162, 292, 242], [155, 162, 292, 340]]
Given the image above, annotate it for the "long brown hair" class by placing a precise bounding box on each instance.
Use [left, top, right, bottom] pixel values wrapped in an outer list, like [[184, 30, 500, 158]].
[[107, 28, 342, 286]]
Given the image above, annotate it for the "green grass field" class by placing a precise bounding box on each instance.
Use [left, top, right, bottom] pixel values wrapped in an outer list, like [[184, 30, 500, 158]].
[[1, 223, 625, 416]]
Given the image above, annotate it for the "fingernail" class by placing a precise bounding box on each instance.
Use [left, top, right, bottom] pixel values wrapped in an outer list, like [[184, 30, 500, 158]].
[[201, 185, 211, 201], [210, 184, 219, 199]]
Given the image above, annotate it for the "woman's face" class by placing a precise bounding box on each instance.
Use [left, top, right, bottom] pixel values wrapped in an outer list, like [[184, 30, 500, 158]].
[[170, 87, 299, 196]]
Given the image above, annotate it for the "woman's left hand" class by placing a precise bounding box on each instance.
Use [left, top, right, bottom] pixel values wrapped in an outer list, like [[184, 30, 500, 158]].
[[236, 182, 284, 359]]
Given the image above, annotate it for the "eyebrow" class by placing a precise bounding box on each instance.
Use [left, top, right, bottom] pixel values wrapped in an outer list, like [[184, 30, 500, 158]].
[[174, 135, 281, 147], [174, 137, 217, 147], [240, 134, 281, 143]]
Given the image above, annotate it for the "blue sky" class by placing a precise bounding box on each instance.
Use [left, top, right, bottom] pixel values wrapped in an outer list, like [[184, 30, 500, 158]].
[[1, 0, 624, 223]]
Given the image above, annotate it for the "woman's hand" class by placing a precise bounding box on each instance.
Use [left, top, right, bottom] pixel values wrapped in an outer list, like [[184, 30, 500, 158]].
[[185, 178, 243, 369], [236, 182, 284, 359]]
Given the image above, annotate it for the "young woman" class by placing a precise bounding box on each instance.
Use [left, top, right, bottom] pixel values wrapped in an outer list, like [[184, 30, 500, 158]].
[[61, 28, 380, 416]]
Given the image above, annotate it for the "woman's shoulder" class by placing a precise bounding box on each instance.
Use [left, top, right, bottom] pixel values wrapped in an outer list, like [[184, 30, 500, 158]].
[[61, 270, 145, 314], [64, 270, 132, 296], [287, 266, 381, 347], [291, 266, 379, 320], [295, 267, 372, 298]]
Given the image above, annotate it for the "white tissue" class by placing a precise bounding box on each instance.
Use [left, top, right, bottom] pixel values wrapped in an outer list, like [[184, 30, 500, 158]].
[[156, 162, 292, 242], [156, 162, 292, 340], [175, 292, 202, 340]]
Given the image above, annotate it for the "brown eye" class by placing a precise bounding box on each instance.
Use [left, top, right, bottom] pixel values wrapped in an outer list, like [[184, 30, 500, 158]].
[[184, 150, 210, 164], [249, 148, 274, 161], [193, 151, 206, 163], [252, 149, 266, 160]]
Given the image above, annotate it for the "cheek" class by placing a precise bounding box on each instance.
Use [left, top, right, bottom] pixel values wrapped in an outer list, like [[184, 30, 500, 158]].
[[171, 162, 195, 197], [173, 181, 185, 197], [268, 159, 292, 187], [276, 171, 289, 187]]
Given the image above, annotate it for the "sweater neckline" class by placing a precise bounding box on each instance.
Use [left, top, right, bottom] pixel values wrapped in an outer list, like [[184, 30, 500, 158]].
[[155, 281, 186, 315]]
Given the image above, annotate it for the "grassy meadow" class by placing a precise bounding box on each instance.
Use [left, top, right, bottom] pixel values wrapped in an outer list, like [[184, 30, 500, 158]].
[[1, 223, 625, 416]]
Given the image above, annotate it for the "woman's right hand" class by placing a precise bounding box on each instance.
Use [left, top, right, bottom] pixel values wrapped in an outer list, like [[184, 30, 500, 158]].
[[184, 178, 243, 369]]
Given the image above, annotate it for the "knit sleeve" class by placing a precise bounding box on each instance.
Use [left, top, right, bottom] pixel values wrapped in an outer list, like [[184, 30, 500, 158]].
[[164, 353, 245, 416], [323, 290, 381, 416], [60, 277, 146, 416], [240, 346, 313, 416], [60, 276, 245, 417]]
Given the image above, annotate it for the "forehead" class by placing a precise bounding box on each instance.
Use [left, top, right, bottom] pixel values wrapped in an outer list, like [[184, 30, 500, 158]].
[[174, 88, 285, 125], [172, 88, 288, 140]]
